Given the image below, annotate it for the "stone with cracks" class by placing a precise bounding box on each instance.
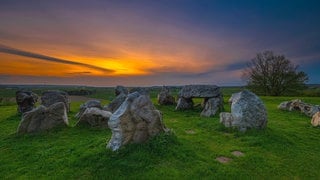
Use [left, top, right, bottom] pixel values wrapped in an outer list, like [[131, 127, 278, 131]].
[[104, 86, 128, 113], [220, 90, 267, 132], [175, 85, 223, 117], [41, 90, 70, 112], [311, 111, 320, 127], [278, 99, 320, 117], [16, 90, 38, 114], [75, 100, 102, 119], [76, 107, 112, 128], [17, 102, 68, 134], [157, 86, 175, 105], [200, 97, 223, 117], [107, 92, 167, 151]]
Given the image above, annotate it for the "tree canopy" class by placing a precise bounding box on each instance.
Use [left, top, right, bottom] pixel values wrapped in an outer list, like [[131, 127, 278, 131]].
[[242, 51, 308, 96]]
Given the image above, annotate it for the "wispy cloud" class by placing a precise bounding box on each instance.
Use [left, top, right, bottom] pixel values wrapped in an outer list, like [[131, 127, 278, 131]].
[[0, 44, 114, 73]]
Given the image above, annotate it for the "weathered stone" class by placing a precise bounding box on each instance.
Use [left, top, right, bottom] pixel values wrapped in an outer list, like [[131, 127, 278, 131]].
[[41, 90, 70, 112], [129, 87, 149, 96], [178, 85, 221, 98], [16, 90, 38, 114], [220, 90, 267, 132], [104, 86, 128, 113], [107, 92, 167, 151], [175, 85, 223, 117], [175, 98, 193, 110], [278, 99, 320, 117], [17, 102, 68, 134], [157, 86, 175, 105], [311, 111, 320, 127], [201, 97, 223, 117], [219, 112, 233, 128], [115, 85, 128, 96], [76, 107, 112, 128], [75, 100, 102, 119], [277, 101, 292, 111]]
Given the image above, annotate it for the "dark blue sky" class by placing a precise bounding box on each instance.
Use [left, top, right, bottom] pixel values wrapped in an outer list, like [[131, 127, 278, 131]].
[[0, 0, 319, 86]]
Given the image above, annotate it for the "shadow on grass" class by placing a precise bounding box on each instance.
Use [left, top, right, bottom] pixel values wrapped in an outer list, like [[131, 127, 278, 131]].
[[71, 132, 199, 178]]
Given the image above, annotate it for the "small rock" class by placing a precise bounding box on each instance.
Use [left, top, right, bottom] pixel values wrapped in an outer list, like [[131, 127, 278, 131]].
[[185, 130, 196, 134], [75, 100, 102, 119], [216, 156, 232, 164], [231, 151, 244, 157]]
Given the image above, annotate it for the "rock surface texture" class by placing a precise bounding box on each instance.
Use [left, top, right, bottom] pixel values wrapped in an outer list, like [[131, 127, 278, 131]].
[[157, 86, 175, 105], [278, 99, 320, 117], [76, 107, 112, 128], [41, 90, 70, 112], [175, 85, 223, 117], [17, 102, 68, 134], [107, 92, 167, 151], [16, 90, 38, 114], [104, 86, 128, 113], [219, 90, 267, 132], [311, 111, 320, 127], [75, 100, 102, 119]]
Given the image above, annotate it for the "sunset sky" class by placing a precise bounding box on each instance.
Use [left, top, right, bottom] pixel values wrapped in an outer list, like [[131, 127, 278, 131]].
[[1, 0, 320, 86]]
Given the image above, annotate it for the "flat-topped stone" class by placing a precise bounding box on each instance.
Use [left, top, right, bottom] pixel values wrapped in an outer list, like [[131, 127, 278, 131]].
[[178, 85, 221, 98]]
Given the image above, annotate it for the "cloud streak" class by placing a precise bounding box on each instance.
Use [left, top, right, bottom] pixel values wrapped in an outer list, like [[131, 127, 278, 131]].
[[0, 44, 114, 73]]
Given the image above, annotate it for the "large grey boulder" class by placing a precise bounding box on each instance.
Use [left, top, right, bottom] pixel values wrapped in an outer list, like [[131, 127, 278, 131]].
[[104, 86, 128, 113], [220, 90, 267, 132], [76, 107, 112, 128], [41, 90, 70, 112], [16, 90, 38, 114], [75, 100, 102, 119], [17, 102, 68, 134], [175, 85, 223, 117], [107, 92, 168, 151], [157, 86, 175, 105], [278, 99, 320, 117]]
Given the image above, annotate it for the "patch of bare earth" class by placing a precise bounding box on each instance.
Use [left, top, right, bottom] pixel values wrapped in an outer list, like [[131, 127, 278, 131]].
[[185, 130, 196, 134], [216, 156, 232, 164], [231, 151, 244, 157]]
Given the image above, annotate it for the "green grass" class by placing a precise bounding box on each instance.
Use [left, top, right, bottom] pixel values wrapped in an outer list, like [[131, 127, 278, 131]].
[[0, 88, 320, 179]]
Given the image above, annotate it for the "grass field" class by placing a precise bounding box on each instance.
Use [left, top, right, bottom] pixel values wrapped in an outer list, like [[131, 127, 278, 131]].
[[0, 87, 319, 179]]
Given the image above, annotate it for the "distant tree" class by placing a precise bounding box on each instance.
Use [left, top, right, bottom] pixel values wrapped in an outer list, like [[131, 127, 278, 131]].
[[242, 51, 308, 96]]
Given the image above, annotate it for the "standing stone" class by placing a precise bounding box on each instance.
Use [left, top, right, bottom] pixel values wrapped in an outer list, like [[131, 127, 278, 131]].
[[157, 86, 175, 105], [75, 100, 102, 119], [16, 90, 38, 114], [175, 97, 194, 110], [311, 111, 320, 127], [76, 107, 112, 128], [200, 97, 223, 117], [41, 90, 70, 112], [104, 86, 128, 113], [220, 90, 267, 132], [107, 92, 168, 151], [17, 102, 68, 134]]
